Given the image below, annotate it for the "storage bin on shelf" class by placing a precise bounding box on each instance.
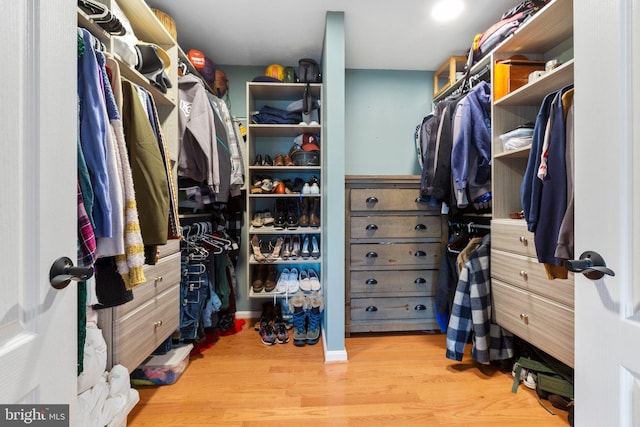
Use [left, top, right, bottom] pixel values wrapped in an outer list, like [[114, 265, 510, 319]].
[[493, 58, 545, 101]]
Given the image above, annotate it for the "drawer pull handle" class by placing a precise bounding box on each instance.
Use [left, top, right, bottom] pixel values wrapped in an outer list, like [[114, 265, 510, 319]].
[[155, 276, 164, 285], [365, 278, 378, 285], [414, 224, 427, 231], [414, 251, 427, 257], [366, 252, 378, 258], [414, 304, 427, 311], [154, 320, 163, 328], [519, 313, 529, 324], [519, 270, 528, 280], [365, 224, 379, 231], [365, 306, 378, 312], [366, 196, 379, 204], [414, 277, 426, 284], [519, 236, 528, 245]]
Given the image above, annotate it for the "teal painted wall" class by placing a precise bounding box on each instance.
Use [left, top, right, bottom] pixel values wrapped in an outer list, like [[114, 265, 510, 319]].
[[345, 69, 434, 175]]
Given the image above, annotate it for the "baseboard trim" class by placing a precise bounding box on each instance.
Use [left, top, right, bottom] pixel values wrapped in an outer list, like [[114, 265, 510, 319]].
[[322, 327, 348, 363]]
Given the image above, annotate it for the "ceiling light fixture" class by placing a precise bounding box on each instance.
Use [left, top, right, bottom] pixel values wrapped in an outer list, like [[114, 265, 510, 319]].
[[431, 0, 464, 22]]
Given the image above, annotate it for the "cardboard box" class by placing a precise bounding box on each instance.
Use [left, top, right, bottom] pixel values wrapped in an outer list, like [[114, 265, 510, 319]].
[[493, 59, 545, 101]]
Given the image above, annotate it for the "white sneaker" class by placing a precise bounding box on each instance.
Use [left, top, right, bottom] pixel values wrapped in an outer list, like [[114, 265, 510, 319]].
[[275, 268, 290, 294], [288, 267, 300, 293], [309, 183, 320, 194], [299, 269, 311, 291]]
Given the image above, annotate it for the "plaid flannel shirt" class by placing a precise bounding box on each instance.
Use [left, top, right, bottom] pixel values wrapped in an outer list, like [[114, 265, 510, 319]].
[[446, 234, 513, 364]]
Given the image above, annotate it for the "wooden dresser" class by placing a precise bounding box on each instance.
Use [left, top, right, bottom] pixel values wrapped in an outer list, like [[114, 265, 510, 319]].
[[491, 219, 574, 367], [345, 176, 445, 334], [98, 240, 181, 373]]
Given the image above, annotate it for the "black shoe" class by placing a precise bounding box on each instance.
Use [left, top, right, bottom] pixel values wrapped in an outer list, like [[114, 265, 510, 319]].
[[254, 154, 262, 166], [286, 201, 298, 229], [274, 199, 286, 229], [263, 154, 274, 166]]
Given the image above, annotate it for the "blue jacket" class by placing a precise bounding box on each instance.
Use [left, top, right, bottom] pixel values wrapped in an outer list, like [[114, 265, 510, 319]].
[[451, 81, 492, 205], [78, 28, 112, 238], [534, 85, 573, 265]]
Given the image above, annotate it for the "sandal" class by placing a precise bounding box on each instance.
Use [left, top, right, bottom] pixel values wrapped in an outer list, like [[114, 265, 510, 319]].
[[267, 237, 284, 262], [251, 235, 266, 262]]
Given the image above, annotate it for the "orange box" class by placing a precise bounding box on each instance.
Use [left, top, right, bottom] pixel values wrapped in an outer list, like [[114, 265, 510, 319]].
[[493, 59, 545, 101]]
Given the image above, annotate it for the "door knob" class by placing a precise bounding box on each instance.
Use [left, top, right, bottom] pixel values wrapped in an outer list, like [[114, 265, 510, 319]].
[[566, 251, 615, 280], [49, 256, 94, 289]]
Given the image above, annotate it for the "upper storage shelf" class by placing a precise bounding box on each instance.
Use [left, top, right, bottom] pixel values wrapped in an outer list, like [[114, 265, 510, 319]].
[[496, 0, 573, 55]]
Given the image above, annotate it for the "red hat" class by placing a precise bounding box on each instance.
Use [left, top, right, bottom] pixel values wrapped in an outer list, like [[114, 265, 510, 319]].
[[302, 134, 320, 151], [187, 49, 205, 70]]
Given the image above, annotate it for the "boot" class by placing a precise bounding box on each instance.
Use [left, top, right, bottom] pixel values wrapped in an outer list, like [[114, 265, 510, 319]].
[[309, 197, 320, 228], [289, 293, 308, 347], [298, 197, 310, 227], [306, 293, 324, 345], [252, 264, 267, 292], [264, 265, 277, 292]]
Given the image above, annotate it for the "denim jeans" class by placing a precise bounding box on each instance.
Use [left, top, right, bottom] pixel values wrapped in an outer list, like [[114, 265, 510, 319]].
[[179, 254, 210, 340]]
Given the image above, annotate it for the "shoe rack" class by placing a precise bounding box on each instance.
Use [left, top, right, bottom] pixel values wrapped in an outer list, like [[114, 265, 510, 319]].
[[245, 82, 323, 299]]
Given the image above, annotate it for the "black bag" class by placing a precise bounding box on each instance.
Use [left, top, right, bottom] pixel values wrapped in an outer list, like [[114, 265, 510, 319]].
[[298, 58, 321, 83]]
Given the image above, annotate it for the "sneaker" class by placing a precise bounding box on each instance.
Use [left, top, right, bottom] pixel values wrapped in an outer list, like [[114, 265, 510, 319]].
[[288, 267, 300, 293], [258, 318, 276, 346], [289, 293, 308, 347], [272, 302, 289, 344], [275, 268, 290, 294], [523, 372, 537, 390], [306, 294, 324, 345]]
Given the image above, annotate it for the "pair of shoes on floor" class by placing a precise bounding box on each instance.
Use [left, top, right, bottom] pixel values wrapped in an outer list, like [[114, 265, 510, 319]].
[[512, 361, 537, 390], [256, 301, 289, 345], [289, 292, 324, 346]]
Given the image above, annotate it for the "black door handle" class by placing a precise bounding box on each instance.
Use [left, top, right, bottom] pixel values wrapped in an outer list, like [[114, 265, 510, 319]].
[[414, 224, 427, 231], [414, 277, 426, 284], [365, 224, 378, 230], [49, 257, 94, 290], [414, 251, 427, 257], [366, 252, 378, 258], [566, 251, 615, 280], [365, 278, 378, 285], [366, 196, 379, 204], [414, 304, 427, 311], [365, 306, 378, 312]]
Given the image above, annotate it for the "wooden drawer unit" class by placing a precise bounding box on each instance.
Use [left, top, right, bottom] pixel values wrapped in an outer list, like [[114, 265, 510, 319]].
[[350, 215, 441, 240], [350, 242, 440, 268], [98, 241, 181, 372], [345, 176, 444, 334], [350, 270, 437, 296], [490, 219, 575, 367], [350, 188, 431, 212], [491, 218, 536, 258], [492, 279, 574, 367]]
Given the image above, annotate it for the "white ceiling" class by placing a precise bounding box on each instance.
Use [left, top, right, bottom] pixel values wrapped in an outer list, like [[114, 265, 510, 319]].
[[145, 0, 519, 71]]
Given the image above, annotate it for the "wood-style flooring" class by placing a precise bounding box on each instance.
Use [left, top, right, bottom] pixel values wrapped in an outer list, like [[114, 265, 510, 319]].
[[128, 322, 569, 426]]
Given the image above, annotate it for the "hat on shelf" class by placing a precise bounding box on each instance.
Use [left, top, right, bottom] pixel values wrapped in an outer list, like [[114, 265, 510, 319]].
[[294, 133, 320, 151]]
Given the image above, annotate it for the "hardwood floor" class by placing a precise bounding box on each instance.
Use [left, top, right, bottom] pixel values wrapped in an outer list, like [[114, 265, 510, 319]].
[[128, 322, 569, 426]]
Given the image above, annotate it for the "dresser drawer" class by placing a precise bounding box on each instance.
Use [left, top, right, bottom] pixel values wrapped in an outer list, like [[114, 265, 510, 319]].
[[112, 284, 180, 372], [492, 279, 574, 367], [350, 215, 442, 239], [491, 219, 537, 258], [350, 297, 434, 322], [350, 242, 440, 268], [157, 239, 181, 259], [350, 188, 432, 212], [492, 249, 574, 307], [350, 270, 437, 296], [114, 251, 181, 317]]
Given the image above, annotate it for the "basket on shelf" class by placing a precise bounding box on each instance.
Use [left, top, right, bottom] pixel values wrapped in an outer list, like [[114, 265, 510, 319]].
[[152, 8, 177, 40]]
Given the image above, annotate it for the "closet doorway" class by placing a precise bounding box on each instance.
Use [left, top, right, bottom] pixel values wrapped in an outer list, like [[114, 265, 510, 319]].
[[0, 0, 78, 416], [574, 1, 640, 424]]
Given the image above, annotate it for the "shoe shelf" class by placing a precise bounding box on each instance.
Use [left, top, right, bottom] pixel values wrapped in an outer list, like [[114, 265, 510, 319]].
[[246, 81, 324, 301]]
